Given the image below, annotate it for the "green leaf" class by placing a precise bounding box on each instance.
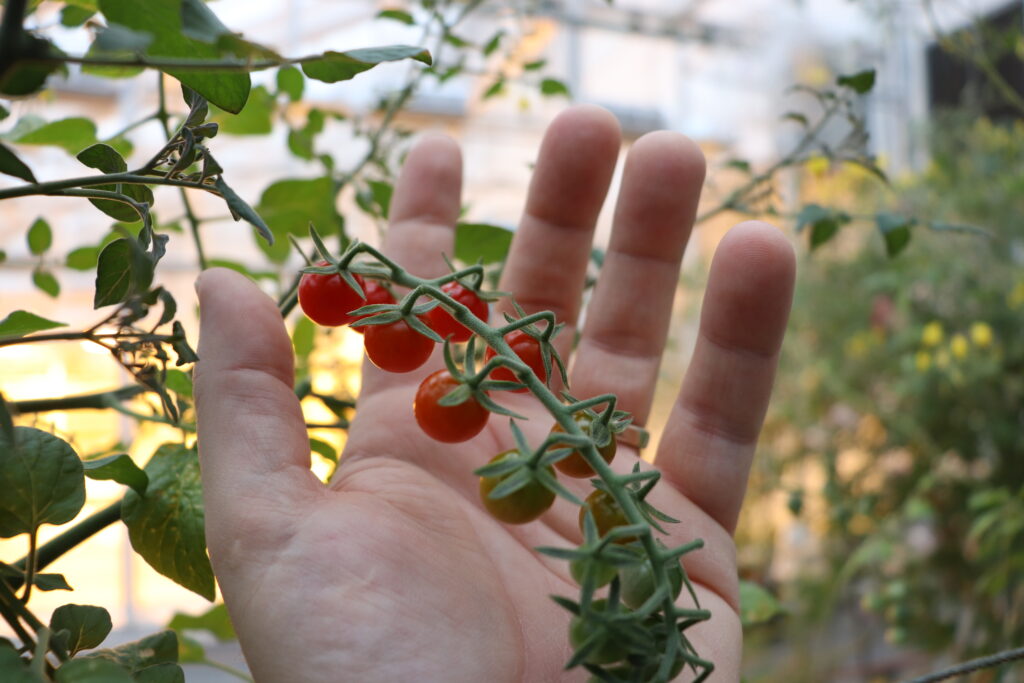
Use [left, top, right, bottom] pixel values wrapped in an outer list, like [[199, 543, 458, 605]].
[[94, 238, 154, 308], [539, 78, 570, 97], [523, 59, 546, 71], [32, 268, 60, 298], [738, 580, 783, 627], [132, 663, 184, 683], [301, 45, 432, 84], [212, 85, 274, 136], [168, 603, 236, 641], [121, 444, 215, 600], [50, 604, 113, 655], [455, 222, 514, 264], [292, 316, 315, 357], [483, 31, 505, 57], [98, 0, 251, 113], [836, 68, 876, 94], [56, 658, 133, 683], [876, 212, 913, 257], [794, 203, 829, 232], [0, 310, 66, 339], [483, 77, 505, 99], [0, 143, 37, 182], [27, 218, 52, 254], [0, 563, 72, 591], [61, 5, 96, 27], [276, 66, 304, 101], [10, 117, 98, 155], [309, 437, 337, 464], [255, 177, 340, 262], [782, 112, 808, 126], [214, 176, 273, 246], [77, 143, 127, 173], [0, 34, 65, 97], [81, 630, 180, 674], [83, 454, 148, 496], [377, 9, 414, 25], [66, 246, 101, 271], [164, 369, 193, 399], [810, 218, 841, 249], [0, 427, 85, 537], [0, 640, 36, 682]]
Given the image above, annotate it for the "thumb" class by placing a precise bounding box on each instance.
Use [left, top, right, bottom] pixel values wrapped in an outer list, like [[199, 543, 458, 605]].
[[193, 268, 320, 550]]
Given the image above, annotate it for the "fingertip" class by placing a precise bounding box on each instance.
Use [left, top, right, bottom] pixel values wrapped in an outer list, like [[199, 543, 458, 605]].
[[717, 220, 797, 285], [627, 130, 706, 184], [546, 104, 622, 157]]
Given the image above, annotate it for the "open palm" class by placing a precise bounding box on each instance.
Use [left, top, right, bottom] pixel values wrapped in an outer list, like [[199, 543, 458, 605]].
[[193, 106, 795, 682]]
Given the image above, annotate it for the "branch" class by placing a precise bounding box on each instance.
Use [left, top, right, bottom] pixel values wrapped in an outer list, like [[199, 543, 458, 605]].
[[12, 386, 147, 413], [901, 646, 1024, 683], [0, 171, 217, 202]]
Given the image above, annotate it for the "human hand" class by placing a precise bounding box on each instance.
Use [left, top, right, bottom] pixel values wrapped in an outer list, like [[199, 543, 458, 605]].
[[194, 105, 795, 682]]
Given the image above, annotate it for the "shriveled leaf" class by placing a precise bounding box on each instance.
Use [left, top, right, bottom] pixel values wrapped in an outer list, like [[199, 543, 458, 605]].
[[0, 310, 66, 339], [83, 454, 148, 495], [214, 177, 273, 245], [50, 604, 113, 655], [301, 45, 431, 84], [81, 630, 179, 673], [0, 427, 85, 537], [121, 444, 215, 600]]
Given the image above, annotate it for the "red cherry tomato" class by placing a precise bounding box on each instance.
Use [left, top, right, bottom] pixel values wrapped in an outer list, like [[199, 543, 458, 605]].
[[297, 262, 365, 327], [479, 451, 556, 524], [351, 279, 397, 334], [550, 411, 617, 478], [484, 329, 547, 393], [425, 281, 489, 343], [363, 318, 434, 373], [414, 369, 490, 443]]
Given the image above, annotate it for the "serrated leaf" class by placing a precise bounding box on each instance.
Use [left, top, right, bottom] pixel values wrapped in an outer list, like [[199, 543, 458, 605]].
[[83, 454, 148, 495], [276, 65, 304, 101], [837, 68, 876, 94], [0, 427, 85, 537], [50, 604, 113, 655], [301, 45, 432, 83], [455, 222, 513, 264], [167, 603, 235, 641], [0, 142, 37, 182], [0, 310, 66, 338]]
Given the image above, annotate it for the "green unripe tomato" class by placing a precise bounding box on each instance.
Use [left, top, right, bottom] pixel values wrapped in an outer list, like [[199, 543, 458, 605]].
[[569, 556, 617, 588], [619, 557, 684, 610], [569, 599, 629, 665], [479, 451, 556, 524]]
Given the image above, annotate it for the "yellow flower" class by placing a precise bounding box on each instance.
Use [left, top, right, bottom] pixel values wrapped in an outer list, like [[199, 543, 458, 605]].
[[1009, 282, 1024, 309], [805, 155, 830, 175], [969, 322, 993, 349], [921, 321, 943, 347], [915, 351, 931, 372], [950, 334, 968, 359]]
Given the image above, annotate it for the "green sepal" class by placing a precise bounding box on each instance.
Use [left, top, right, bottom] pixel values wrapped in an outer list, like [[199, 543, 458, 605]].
[[404, 313, 443, 344], [306, 222, 335, 264], [485, 467, 533, 500], [473, 455, 523, 478], [534, 466, 584, 506], [437, 384, 472, 408]]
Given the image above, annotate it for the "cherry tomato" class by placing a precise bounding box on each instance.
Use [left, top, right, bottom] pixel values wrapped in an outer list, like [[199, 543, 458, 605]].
[[619, 555, 684, 609], [479, 451, 556, 524], [579, 489, 635, 543], [568, 599, 629, 665], [363, 317, 434, 373], [569, 556, 617, 588], [484, 329, 547, 392], [414, 369, 490, 443], [351, 279, 397, 334], [425, 281, 488, 343], [549, 411, 617, 478], [297, 262, 365, 327]]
